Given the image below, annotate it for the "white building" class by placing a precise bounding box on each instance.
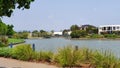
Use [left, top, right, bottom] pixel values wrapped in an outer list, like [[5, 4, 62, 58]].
[[67, 31, 72, 35], [53, 32, 63, 36], [98, 25, 120, 34]]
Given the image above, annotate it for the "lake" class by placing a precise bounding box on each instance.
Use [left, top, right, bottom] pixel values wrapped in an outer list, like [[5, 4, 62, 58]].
[[25, 38, 120, 58]]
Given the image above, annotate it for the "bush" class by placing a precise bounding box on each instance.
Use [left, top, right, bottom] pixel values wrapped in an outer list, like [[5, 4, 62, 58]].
[[92, 50, 120, 68], [55, 46, 120, 68], [0, 47, 12, 57], [104, 34, 117, 39], [0, 42, 6, 47], [34, 51, 53, 62], [11, 44, 34, 61], [90, 34, 104, 38], [70, 30, 87, 38], [55, 46, 81, 67], [0, 45, 120, 68], [0, 36, 8, 47]]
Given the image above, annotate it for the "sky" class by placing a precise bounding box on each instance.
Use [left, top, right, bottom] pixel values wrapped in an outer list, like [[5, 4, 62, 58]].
[[2, 0, 120, 31]]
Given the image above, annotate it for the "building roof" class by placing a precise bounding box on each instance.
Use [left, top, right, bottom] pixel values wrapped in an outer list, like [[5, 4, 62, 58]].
[[80, 24, 97, 28], [99, 25, 120, 27]]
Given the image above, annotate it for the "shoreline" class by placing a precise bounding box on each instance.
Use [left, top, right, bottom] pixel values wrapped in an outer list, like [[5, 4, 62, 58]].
[[27, 37, 120, 40], [65, 37, 120, 40], [8, 41, 26, 46]]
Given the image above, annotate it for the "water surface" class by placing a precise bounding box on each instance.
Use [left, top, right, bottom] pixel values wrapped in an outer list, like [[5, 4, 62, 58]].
[[25, 38, 120, 57]]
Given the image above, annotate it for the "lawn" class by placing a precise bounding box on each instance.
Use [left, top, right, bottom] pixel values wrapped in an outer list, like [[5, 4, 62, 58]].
[[8, 38, 25, 44]]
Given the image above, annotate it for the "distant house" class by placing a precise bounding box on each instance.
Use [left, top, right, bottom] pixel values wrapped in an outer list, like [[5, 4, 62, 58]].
[[67, 31, 72, 35], [53, 32, 63, 36], [79, 24, 98, 34], [79, 24, 97, 30], [98, 25, 120, 34]]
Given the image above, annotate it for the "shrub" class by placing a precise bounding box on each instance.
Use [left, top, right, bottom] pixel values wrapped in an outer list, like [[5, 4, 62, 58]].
[[104, 34, 117, 39], [11, 44, 34, 61], [70, 30, 87, 38], [55, 46, 81, 67], [0, 42, 6, 47], [34, 51, 53, 62], [90, 34, 104, 38], [0, 47, 12, 57], [0, 36, 8, 47], [92, 50, 120, 68]]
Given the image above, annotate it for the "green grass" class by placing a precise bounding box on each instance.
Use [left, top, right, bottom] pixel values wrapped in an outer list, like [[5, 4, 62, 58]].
[[8, 38, 25, 44]]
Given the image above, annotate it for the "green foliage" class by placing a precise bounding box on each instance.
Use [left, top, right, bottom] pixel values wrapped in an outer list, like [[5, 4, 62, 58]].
[[34, 51, 53, 62], [32, 30, 51, 38], [6, 25, 15, 36], [70, 25, 79, 31], [55, 46, 120, 68], [8, 38, 24, 44], [85, 26, 98, 34], [0, 0, 34, 17], [0, 47, 12, 57], [104, 34, 118, 39], [55, 46, 81, 67], [0, 36, 8, 46], [0, 45, 120, 68], [0, 21, 15, 38], [0, 42, 6, 47], [11, 44, 34, 61], [13, 32, 29, 39], [70, 30, 87, 38], [92, 50, 120, 68], [90, 34, 104, 38], [0, 22, 7, 35]]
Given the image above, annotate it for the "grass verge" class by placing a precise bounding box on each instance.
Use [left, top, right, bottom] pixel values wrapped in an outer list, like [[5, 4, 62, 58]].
[[8, 38, 25, 44]]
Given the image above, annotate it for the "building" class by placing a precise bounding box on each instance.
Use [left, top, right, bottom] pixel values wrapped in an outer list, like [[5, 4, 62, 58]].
[[53, 32, 63, 36], [98, 25, 120, 34], [79, 24, 97, 31]]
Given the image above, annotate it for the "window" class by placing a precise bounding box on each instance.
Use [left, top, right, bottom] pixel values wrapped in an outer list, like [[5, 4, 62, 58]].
[[113, 27, 116, 30], [117, 27, 119, 29], [107, 27, 111, 30], [102, 27, 106, 30]]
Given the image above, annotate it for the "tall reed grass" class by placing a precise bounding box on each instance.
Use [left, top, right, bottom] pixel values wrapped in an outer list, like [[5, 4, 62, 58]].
[[0, 45, 120, 68]]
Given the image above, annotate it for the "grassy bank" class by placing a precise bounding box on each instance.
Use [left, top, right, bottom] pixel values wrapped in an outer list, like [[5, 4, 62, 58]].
[[0, 45, 120, 68], [8, 38, 25, 44]]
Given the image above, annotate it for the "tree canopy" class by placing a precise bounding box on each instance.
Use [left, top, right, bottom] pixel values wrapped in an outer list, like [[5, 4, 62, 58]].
[[70, 25, 79, 31], [6, 24, 15, 36], [0, 21, 15, 36], [0, 0, 34, 17], [0, 22, 7, 35]]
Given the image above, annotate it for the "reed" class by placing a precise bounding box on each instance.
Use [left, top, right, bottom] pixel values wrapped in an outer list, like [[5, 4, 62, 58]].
[[0, 45, 120, 68]]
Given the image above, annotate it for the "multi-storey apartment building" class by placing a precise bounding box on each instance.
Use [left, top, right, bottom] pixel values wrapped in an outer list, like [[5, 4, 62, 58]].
[[98, 25, 120, 34]]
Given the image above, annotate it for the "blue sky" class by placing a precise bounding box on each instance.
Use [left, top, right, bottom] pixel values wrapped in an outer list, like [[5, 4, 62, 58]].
[[2, 0, 120, 31]]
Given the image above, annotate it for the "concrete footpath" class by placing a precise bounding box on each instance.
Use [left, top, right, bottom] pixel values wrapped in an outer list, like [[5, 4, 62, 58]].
[[0, 57, 58, 68]]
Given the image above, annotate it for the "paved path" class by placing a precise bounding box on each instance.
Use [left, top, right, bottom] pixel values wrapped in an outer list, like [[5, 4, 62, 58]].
[[0, 57, 58, 68]]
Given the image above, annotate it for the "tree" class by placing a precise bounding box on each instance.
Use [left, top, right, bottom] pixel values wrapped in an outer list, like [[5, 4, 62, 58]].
[[70, 30, 87, 38], [40, 30, 46, 33], [7, 24, 15, 36], [0, 0, 34, 17], [70, 25, 79, 31], [32, 30, 38, 33], [0, 22, 7, 35], [85, 26, 98, 34], [32, 30, 39, 37]]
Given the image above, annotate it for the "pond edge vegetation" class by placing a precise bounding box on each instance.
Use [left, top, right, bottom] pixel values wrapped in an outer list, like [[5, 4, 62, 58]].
[[0, 44, 120, 68]]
